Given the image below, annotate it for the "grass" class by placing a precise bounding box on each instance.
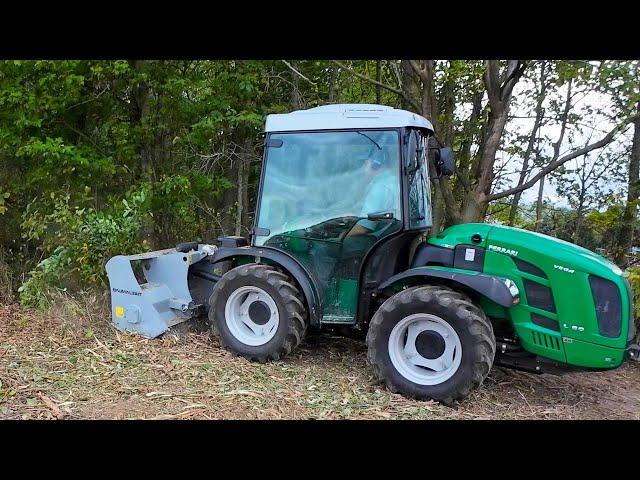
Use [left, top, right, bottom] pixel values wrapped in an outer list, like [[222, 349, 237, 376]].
[[1, 294, 639, 420]]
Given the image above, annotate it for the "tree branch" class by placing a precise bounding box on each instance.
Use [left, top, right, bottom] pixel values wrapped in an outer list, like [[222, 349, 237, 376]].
[[331, 60, 421, 112], [484, 60, 502, 107], [500, 60, 528, 100], [55, 118, 111, 158], [65, 85, 110, 111], [487, 112, 640, 201], [409, 60, 429, 83], [281, 60, 317, 87]]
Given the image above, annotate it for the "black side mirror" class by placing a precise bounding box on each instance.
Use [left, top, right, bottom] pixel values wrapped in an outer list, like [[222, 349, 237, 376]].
[[434, 147, 455, 176]]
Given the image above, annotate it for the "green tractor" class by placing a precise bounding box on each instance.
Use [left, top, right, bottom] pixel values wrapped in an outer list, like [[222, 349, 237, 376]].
[[106, 104, 638, 404]]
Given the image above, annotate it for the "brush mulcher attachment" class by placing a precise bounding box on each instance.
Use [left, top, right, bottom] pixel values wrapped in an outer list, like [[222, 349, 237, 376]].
[[105, 242, 217, 338]]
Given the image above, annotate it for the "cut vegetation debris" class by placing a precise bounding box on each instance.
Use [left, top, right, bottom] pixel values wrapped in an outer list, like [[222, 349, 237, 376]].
[[0, 301, 639, 420]]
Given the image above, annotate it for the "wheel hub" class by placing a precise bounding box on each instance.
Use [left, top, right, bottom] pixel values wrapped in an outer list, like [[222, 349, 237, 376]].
[[388, 313, 462, 386], [248, 300, 271, 325], [224, 286, 280, 346], [415, 330, 446, 359]]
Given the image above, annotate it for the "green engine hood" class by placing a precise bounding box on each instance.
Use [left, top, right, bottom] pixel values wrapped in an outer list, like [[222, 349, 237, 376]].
[[429, 223, 623, 281]]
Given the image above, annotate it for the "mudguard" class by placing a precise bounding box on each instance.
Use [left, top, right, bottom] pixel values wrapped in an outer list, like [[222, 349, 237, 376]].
[[210, 246, 322, 325], [377, 266, 520, 308]]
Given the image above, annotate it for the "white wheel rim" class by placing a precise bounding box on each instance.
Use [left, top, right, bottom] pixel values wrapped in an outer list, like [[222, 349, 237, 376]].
[[388, 313, 462, 385], [225, 286, 280, 346]]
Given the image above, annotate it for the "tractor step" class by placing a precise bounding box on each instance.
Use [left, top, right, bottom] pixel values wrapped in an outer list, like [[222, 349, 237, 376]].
[[105, 243, 216, 338]]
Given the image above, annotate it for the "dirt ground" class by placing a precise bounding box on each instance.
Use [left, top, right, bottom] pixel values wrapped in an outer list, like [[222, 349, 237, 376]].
[[1, 299, 639, 420]]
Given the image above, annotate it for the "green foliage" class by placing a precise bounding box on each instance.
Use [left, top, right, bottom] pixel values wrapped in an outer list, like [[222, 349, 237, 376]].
[[18, 185, 151, 308], [0, 188, 8, 215], [499, 198, 638, 261], [0, 60, 268, 302], [150, 173, 233, 243], [16, 137, 116, 188], [485, 200, 514, 225], [627, 267, 640, 321], [0, 59, 637, 308]]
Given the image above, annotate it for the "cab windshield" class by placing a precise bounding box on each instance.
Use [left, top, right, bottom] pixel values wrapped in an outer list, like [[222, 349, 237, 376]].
[[255, 130, 402, 245]]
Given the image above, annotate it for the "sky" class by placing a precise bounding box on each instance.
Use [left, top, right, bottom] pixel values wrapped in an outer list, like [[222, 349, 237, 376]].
[[490, 70, 633, 210]]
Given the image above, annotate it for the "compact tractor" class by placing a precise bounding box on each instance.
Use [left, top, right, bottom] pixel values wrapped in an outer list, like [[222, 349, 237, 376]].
[[106, 104, 638, 404]]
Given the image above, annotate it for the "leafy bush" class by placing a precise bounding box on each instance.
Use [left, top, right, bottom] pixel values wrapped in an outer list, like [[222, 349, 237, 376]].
[[18, 185, 151, 308], [150, 173, 232, 244]]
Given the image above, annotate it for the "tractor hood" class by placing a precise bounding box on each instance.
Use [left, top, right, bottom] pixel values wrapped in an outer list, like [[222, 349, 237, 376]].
[[430, 223, 633, 363], [485, 224, 623, 280], [430, 223, 623, 281]]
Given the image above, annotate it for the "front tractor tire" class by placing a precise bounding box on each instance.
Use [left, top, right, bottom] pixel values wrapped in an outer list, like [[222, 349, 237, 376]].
[[208, 264, 308, 362], [366, 285, 496, 404]]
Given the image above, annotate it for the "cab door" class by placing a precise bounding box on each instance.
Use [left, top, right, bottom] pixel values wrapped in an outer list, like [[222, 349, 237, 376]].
[[254, 129, 403, 324]]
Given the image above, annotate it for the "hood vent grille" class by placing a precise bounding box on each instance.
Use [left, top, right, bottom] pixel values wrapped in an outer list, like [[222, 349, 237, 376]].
[[531, 330, 561, 351]]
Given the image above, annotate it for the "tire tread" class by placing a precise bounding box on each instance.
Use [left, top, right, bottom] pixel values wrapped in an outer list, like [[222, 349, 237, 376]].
[[208, 264, 308, 362], [366, 285, 496, 405]]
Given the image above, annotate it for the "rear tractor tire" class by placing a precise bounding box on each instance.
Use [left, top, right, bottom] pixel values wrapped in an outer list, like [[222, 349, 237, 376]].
[[208, 264, 308, 362], [366, 285, 496, 405]]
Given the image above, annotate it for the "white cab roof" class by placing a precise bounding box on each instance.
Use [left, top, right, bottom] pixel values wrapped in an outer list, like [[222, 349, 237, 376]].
[[264, 104, 434, 133]]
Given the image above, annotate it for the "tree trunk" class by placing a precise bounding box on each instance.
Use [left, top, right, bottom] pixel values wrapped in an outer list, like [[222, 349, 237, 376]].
[[328, 65, 338, 103], [375, 60, 381, 104], [400, 60, 421, 113], [535, 175, 545, 232], [509, 62, 548, 225], [465, 61, 526, 222], [401, 60, 449, 230], [437, 61, 457, 146], [614, 101, 640, 265], [461, 193, 486, 223], [572, 163, 589, 245], [128, 60, 156, 246], [462, 106, 510, 222], [573, 203, 585, 244], [428, 153, 445, 232], [420, 61, 438, 121], [235, 152, 246, 237], [290, 61, 303, 109], [457, 92, 483, 177]]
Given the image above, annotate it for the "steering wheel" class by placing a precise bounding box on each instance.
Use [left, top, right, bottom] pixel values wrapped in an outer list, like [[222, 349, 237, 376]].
[[337, 217, 369, 241], [337, 227, 351, 241]]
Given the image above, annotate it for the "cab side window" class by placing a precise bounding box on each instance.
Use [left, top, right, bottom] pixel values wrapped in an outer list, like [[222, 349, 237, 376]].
[[406, 130, 432, 229]]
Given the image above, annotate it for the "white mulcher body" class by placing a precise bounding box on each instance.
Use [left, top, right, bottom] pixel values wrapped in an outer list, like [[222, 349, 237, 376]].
[[105, 244, 217, 338]]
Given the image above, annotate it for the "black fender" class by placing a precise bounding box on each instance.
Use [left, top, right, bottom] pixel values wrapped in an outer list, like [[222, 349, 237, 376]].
[[209, 246, 322, 325], [377, 267, 519, 308]]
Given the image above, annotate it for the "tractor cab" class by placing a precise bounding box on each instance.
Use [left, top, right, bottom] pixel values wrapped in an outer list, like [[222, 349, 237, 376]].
[[253, 104, 437, 324]]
